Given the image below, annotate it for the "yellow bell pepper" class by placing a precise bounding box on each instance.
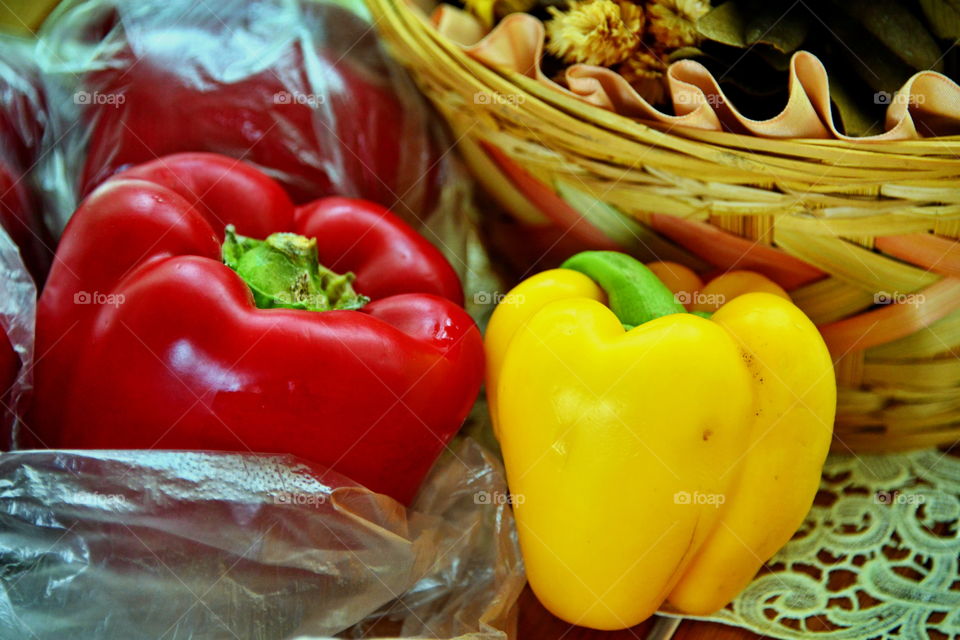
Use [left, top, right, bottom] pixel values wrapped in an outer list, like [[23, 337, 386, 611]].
[[486, 251, 835, 630]]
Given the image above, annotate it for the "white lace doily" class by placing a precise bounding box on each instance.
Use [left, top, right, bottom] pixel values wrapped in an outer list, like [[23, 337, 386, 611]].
[[681, 449, 960, 639]]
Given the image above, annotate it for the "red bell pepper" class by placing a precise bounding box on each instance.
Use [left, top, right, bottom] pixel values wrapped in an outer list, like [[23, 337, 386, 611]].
[[29, 153, 482, 504], [75, 4, 439, 212]]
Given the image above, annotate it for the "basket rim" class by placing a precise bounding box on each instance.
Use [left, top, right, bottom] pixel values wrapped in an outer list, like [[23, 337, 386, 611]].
[[378, 0, 960, 156]]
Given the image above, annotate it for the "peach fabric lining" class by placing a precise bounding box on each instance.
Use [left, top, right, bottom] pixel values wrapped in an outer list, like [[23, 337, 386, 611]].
[[431, 6, 960, 140]]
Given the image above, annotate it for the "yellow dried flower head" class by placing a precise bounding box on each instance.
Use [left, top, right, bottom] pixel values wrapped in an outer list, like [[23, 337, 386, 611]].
[[545, 0, 645, 67], [647, 0, 710, 48], [618, 51, 668, 104]]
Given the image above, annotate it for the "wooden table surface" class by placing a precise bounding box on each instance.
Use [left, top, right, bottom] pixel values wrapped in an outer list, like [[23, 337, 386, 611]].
[[518, 586, 760, 640]]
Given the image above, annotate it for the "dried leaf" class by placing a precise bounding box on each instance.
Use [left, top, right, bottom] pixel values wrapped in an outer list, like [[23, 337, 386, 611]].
[[833, 0, 944, 71], [744, 3, 808, 54], [829, 79, 882, 137], [667, 46, 703, 62], [696, 1, 747, 48], [919, 0, 960, 40], [823, 6, 916, 93], [757, 46, 791, 71]]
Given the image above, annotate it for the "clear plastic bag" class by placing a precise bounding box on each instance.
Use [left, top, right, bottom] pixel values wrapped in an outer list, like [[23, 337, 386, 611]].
[[35, 0, 447, 234], [0, 437, 524, 639], [0, 225, 35, 451], [0, 33, 52, 279]]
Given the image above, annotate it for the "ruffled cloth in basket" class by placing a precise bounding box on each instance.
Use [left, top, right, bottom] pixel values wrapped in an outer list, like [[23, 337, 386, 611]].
[[432, 6, 960, 140]]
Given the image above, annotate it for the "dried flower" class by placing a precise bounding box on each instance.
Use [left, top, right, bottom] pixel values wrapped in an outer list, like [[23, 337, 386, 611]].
[[647, 0, 710, 49], [545, 0, 645, 67], [617, 51, 669, 104]]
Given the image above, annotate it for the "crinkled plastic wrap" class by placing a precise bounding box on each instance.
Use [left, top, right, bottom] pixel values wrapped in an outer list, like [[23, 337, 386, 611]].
[[0, 225, 35, 450], [0, 438, 523, 639], [0, 34, 52, 280], [35, 0, 448, 234]]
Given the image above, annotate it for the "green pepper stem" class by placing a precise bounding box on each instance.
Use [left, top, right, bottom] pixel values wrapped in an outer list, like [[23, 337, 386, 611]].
[[222, 225, 369, 312], [561, 251, 686, 327]]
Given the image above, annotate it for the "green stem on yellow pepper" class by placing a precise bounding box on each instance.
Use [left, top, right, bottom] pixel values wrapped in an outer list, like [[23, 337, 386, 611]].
[[560, 251, 686, 327]]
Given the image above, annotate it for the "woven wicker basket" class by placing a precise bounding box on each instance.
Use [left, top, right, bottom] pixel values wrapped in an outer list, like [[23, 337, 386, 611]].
[[367, 0, 960, 453]]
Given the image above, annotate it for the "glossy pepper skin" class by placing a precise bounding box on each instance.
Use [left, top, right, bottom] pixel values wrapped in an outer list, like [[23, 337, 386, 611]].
[[486, 251, 835, 630], [29, 153, 482, 505]]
